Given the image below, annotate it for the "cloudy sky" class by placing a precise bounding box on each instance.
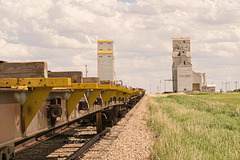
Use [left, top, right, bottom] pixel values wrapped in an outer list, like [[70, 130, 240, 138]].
[[1, 0, 240, 93]]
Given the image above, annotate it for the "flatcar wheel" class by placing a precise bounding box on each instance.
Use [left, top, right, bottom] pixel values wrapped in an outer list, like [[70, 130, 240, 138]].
[[96, 112, 102, 133]]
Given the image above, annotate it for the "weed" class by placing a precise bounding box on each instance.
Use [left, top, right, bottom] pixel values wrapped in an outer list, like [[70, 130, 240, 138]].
[[147, 94, 240, 160]]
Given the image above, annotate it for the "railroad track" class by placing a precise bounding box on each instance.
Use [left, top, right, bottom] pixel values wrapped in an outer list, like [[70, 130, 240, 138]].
[[15, 123, 109, 160], [80, 100, 141, 159], [15, 104, 139, 160], [14, 103, 139, 160], [14, 104, 139, 160]]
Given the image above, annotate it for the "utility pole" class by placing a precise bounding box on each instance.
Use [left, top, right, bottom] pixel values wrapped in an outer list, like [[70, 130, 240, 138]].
[[222, 82, 224, 92], [150, 85, 152, 94], [157, 86, 159, 94], [164, 80, 166, 92], [225, 82, 230, 92], [85, 65, 88, 77], [225, 82, 227, 92], [235, 81, 238, 91], [160, 80, 161, 94]]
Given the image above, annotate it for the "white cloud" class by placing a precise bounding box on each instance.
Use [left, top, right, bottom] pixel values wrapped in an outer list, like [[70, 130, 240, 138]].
[[125, 4, 157, 15], [0, 0, 240, 92], [0, 37, 29, 59]]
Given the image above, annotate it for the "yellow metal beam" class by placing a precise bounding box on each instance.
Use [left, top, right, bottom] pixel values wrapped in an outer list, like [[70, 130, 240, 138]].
[[116, 91, 124, 100], [0, 78, 72, 132], [70, 83, 98, 89], [127, 90, 133, 95], [122, 88, 129, 93], [116, 86, 125, 99], [110, 86, 118, 90], [86, 84, 117, 110], [130, 91, 137, 96], [101, 90, 112, 105], [97, 51, 113, 54], [0, 78, 71, 88], [97, 40, 113, 42], [88, 90, 102, 110], [132, 91, 140, 97], [120, 88, 130, 99], [101, 90, 117, 105], [98, 84, 111, 90], [108, 90, 118, 102], [117, 86, 124, 91], [67, 89, 86, 118], [124, 93, 129, 99], [22, 87, 52, 132]]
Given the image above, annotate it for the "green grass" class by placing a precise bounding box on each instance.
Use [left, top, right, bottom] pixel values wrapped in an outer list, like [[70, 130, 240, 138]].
[[193, 93, 240, 105], [187, 92, 209, 95], [147, 94, 240, 160]]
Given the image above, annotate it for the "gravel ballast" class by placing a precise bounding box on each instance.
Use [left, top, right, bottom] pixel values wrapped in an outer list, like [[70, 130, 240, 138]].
[[81, 95, 154, 160]]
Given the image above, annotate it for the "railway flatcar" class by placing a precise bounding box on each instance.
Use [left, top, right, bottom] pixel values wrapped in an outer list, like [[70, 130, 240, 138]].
[[0, 61, 145, 160]]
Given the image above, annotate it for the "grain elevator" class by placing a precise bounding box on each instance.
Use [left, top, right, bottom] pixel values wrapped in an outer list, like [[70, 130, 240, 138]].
[[97, 40, 114, 80]]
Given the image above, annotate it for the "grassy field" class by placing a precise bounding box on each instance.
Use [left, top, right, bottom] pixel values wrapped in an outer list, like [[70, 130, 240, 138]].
[[147, 93, 240, 160]]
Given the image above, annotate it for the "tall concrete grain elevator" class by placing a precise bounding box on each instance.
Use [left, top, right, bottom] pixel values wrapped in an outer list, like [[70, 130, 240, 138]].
[[97, 40, 114, 80], [172, 37, 203, 92], [172, 37, 193, 92]]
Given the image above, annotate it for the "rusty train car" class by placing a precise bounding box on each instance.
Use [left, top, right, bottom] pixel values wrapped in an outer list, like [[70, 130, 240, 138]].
[[0, 61, 145, 160]]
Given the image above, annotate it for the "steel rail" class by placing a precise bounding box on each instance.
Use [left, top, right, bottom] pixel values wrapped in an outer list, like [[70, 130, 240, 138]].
[[14, 102, 124, 148], [68, 95, 144, 160], [67, 128, 110, 160]]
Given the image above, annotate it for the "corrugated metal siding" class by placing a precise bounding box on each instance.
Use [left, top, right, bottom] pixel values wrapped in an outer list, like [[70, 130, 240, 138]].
[[98, 53, 114, 80]]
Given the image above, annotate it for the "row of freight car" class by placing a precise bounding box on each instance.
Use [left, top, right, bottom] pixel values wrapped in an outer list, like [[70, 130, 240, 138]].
[[0, 61, 145, 160]]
